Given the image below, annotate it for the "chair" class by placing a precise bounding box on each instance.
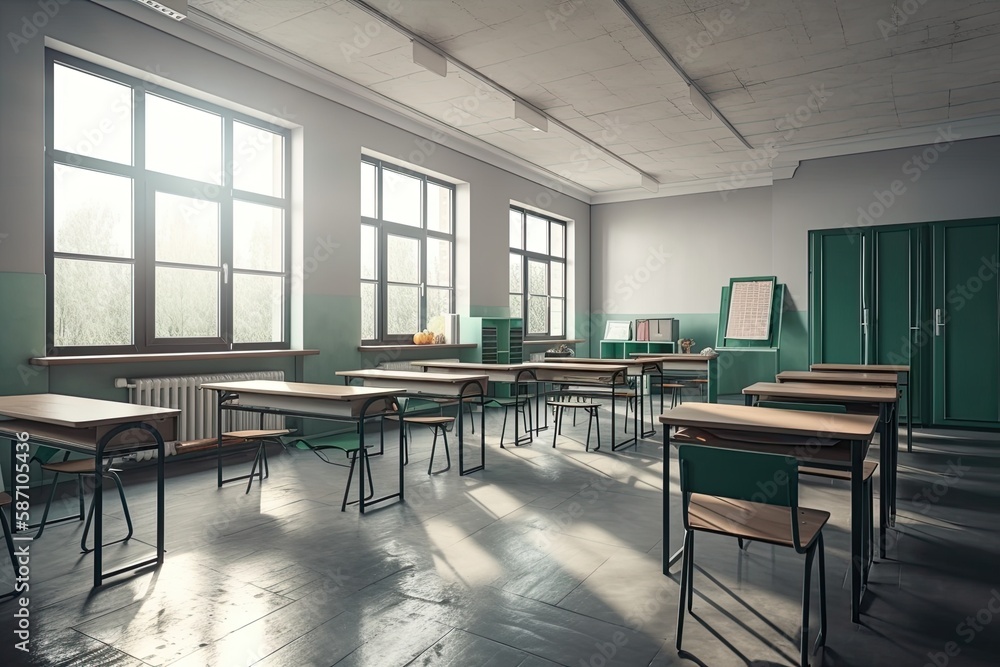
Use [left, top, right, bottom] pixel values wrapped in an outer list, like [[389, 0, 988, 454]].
[[676, 445, 828, 667], [32, 446, 134, 553], [0, 493, 16, 600], [549, 400, 601, 451], [485, 395, 533, 445], [659, 383, 686, 409], [756, 401, 878, 571], [286, 431, 375, 512], [219, 429, 292, 494]]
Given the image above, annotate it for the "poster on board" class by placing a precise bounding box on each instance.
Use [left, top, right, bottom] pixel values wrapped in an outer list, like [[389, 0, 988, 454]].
[[724, 279, 774, 340]]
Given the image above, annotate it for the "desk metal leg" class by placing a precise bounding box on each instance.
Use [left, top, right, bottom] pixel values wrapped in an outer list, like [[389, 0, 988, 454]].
[[878, 404, 890, 558], [904, 372, 912, 453], [851, 439, 864, 624], [6, 437, 14, 533]]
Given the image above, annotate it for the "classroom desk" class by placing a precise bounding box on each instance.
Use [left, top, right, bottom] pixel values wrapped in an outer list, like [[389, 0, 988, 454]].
[[530, 362, 633, 451], [543, 357, 659, 437], [0, 394, 179, 587], [811, 363, 912, 453], [410, 361, 539, 446], [630, 352, 719, 403], [200, 381, 401, 514], [777, 370, 899, 386], [658, 403, 878, 624], [742, 381, 899, 558], [335, 369, 488, 475]]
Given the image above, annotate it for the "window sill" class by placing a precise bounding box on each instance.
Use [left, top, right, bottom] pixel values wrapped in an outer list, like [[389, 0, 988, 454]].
[[522, 338, 585, 345], [29, 349, 320, 366], [358, 343, 478, 352]]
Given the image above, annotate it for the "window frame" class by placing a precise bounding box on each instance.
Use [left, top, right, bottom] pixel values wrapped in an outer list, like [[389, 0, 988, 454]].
[[361, 157, 455, 344], [44, 49, 292, 355], [509, 207, 567, 340]]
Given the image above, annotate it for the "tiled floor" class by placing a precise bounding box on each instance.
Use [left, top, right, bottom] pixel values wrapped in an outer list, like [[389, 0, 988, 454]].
[[2, 401, 1000, 666]]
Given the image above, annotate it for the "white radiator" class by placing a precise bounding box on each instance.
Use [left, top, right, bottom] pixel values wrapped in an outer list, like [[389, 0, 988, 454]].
[[121, 371, 285, 458]]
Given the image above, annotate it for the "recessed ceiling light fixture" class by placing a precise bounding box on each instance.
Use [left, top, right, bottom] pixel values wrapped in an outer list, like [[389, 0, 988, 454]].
[[513, 100, 549, 133], [130, 0, 187, 21], [412, 41, 448, 77], [689, 85, 713, 120]]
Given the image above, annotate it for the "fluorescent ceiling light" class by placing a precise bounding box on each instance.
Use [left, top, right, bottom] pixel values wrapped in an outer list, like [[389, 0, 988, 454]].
[[130, 0, 187, 20], [689, 85, 713, 119], [513, 100, 548, 133], [412, 41, 448, 77]]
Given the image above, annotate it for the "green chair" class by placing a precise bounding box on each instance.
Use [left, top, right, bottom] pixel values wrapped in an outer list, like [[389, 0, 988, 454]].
[[32, 446, 133, 553], [286, 431, 375, 512], [390, 397, 454, 474], [676, 445, 828, 667]]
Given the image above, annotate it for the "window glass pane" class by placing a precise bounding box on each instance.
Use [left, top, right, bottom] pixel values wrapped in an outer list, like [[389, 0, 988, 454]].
[[551, 298, 564, 337], [361, 162, 377, 218], [528, 260, 547, 295], [509, 210, 522, 249], [509, 254, 522, 292], [528, 295, 547, 334], [361, 225, 377, 280], [551, 222, 565, 258], [426, 238, 451, 287], [426, 287, 451, 333], [53, 165, 132, 258], [53, 259, 132, 346], [53, 64, 132, 165], [382, 169, 421, 227], [386, 284, 419, 335], [361, 282, 377, 340], [386, 234, 419, 284], [155, 192, 219, 267], [155, 267, 219, 337], [233, 273, 283, 342], [145, 93, 222, 184], [427, 183, 452, 233], [526, 214, 547, 254], [551, 261, 565, 298], [233, 121, 283, 197], [509, 294, 522, 320], [233, 201, 283, 272]]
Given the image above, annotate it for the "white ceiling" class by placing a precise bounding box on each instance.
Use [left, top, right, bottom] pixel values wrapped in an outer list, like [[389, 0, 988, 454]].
[[188, 0, 1000, 199]]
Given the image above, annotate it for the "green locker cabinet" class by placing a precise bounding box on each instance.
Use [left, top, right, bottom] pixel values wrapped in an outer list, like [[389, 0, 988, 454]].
[[932, 219, 1000, 426], [809, 224, 928, 425]]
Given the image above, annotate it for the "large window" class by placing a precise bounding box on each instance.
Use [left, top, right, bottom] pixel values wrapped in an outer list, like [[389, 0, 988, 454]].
[[361, 158, 455, 342], [509, 207, 566, 339], [45, 51, 290, 354]]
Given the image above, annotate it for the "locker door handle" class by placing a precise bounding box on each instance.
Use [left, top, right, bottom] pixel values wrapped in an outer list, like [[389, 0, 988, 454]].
[[935, 308, 945, 336], [861, 308, 870, 364]]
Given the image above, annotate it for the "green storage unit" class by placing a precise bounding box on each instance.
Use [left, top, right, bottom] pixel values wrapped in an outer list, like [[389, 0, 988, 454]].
[[933, 219, 1000, 426]]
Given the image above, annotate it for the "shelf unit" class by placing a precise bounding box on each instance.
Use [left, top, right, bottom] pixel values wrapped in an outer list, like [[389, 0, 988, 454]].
[[462, 317, 524, 396], [599, 340, 676, 359]]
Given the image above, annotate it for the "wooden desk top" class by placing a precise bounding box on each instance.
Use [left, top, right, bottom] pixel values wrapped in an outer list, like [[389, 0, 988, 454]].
[[776, 370, 899, 385], [657, 403, 878, 441], [410, 361, 531, 372], [531, 361, 627, 373], [0, 393, 179, 429], [629, 353, 718, 361], [743, 382, 898, 403], [811, 363, 909, 373], [200, 380, 397, 401], [336, 369, 488, 383]]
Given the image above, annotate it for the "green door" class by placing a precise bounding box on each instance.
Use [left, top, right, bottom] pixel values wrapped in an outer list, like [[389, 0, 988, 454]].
[[873, 225, 928, 425], [809, 229, 870, 364], [933, 219, 1000, 426]]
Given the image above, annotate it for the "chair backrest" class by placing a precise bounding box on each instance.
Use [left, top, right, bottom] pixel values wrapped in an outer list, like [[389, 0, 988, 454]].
[[30, 445, 63, 465], [678, 444, 799, 509], [756, 401, 846, 414]]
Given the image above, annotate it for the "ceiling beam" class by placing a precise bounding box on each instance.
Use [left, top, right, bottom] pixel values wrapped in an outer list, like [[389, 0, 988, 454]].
[[343, 0, 660, 190], [613, 0, 753, 151]]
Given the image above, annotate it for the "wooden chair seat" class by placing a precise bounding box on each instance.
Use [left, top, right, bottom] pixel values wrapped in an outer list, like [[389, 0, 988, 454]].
[[800, 461, 878, 482], [547, 400, 601, 409], [689, 493, 829, 551], [0, 492, 10, 507], [689, 379, 709, 384], [397, 416, 455, 426], [40, 458, 105, 474], [660, 383, 686, 389]]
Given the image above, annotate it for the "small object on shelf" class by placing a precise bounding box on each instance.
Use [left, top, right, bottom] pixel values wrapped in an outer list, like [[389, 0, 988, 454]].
[[433, 333, 445, 344], [679, 338, 696, 353], [413, 329, 434, 345], [700, 346, 714, 355], [545, 343, 574, 358], [604, 320, 632, 341]]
